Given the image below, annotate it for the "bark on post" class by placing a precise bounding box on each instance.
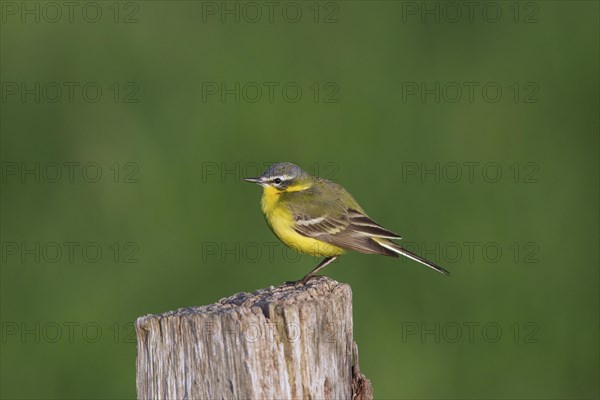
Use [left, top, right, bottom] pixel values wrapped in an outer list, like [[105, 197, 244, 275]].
[[135, 276, 372, 399]]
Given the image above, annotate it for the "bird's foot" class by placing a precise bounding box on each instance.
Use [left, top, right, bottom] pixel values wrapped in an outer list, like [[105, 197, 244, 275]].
[[285, 275, 319, 286]]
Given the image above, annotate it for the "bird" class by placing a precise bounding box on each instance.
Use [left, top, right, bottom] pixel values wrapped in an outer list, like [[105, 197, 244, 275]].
[[244, 162, 449, 283]]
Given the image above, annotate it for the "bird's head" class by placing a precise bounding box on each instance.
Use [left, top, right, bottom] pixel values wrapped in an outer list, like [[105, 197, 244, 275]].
[[244, 162, 312, 192]]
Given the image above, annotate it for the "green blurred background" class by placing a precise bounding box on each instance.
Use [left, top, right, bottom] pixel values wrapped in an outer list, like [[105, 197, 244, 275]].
[[1, 1, 598, 399]]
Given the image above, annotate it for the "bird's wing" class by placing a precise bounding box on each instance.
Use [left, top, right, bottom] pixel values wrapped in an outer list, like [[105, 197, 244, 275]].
[[284, 186, 402, 255], [345, 209, 402, 240]]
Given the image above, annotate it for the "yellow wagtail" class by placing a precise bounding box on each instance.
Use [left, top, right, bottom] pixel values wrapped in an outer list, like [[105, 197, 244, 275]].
[[245, 162, 449, 283]]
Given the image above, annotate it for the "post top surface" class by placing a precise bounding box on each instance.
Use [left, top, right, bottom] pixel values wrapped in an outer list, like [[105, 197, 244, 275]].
[[136, 276, 351, 328]]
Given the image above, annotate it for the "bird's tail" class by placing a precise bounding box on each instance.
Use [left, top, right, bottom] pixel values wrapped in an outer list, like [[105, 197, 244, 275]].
[[373, 238, 450, 276]]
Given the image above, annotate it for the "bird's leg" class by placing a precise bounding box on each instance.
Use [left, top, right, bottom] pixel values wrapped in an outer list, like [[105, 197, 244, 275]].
[[298, 256, 339, 284]]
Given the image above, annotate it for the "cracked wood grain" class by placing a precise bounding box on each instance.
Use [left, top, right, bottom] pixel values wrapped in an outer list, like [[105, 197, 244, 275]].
[[135, 276, 372, 399]]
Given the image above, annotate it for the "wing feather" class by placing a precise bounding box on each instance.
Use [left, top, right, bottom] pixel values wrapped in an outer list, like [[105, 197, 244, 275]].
[[347, 210, 402, 239], [282, 181, 402, 256], [292, 208, 401, 256]]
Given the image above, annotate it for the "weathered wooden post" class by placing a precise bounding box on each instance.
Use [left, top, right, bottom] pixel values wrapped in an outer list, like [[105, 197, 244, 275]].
[[135, 276, 372, 399]]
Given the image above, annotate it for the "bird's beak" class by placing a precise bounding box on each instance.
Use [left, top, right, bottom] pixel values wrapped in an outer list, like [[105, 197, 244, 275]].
[[244, 177, 262, 184]]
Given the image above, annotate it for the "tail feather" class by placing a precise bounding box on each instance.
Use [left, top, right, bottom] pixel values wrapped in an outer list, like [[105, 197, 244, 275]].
[[374, 239, 450, 276]]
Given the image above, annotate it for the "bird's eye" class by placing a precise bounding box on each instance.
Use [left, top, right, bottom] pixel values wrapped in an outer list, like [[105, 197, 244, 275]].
[[273, 178, 282, 184]]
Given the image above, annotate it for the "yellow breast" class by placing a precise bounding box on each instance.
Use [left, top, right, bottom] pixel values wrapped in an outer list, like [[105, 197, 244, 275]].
[[260, 186, 344, 257]]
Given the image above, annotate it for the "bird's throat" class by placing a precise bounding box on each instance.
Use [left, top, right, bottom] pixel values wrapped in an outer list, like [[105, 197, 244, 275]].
[[260, 185, 282, 215], [260, 181, 312, 215]]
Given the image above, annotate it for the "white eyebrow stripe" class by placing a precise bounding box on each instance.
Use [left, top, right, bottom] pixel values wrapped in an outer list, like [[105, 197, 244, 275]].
[[269, 174, 293, 182], [297, 217, 325, 226]]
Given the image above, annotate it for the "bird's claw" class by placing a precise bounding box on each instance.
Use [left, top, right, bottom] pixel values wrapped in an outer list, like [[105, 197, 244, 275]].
[[285, 275, 318, 286]]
